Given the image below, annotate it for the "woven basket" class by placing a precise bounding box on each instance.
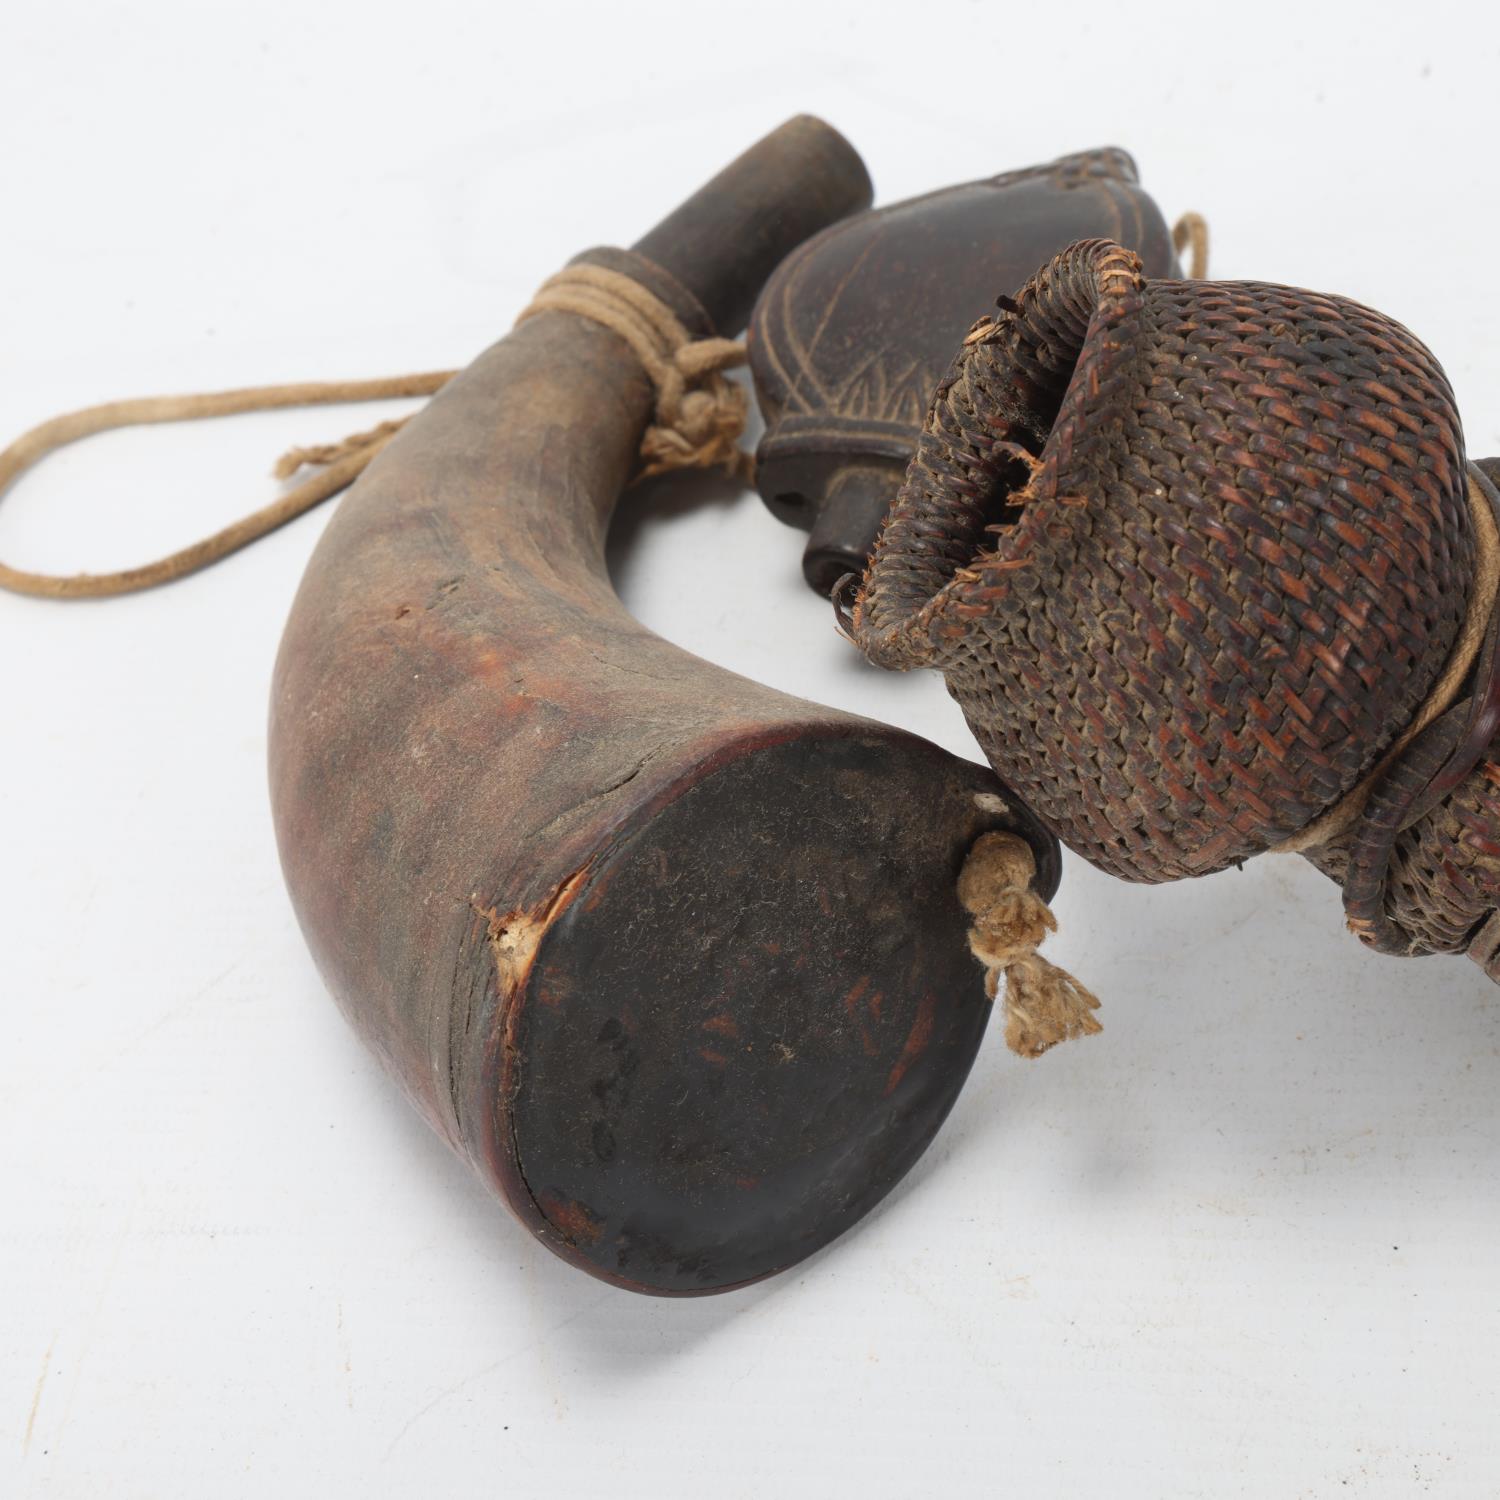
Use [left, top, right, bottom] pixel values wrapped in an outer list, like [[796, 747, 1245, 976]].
[[850, 238, 1499, 964]]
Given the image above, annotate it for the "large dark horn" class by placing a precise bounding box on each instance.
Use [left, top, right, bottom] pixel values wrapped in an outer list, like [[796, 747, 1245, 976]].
[[270, 118, 1061, 1295]]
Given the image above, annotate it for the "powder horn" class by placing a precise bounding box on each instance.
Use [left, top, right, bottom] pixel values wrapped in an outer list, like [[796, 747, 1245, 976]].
[[269, 118, 1061, 1295]]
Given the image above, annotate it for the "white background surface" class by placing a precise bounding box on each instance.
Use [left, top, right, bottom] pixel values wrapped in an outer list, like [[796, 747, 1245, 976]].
[[3, 3, 1500, 1495]]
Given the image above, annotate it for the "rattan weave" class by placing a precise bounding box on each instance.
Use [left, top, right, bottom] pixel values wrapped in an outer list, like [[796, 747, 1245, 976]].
[[850, 238, 1498, 964]]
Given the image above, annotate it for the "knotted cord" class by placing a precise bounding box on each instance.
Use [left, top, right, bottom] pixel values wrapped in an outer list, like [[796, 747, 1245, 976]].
[[0, 265, 753, 599]]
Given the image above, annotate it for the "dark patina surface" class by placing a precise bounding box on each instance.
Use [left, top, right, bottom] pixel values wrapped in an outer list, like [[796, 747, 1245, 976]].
[[270, 118, 1060, 1294], [748, 148, 1180, 592]]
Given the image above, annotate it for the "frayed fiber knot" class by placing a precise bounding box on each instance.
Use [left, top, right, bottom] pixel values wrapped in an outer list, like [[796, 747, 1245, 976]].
[[958, 830, 1101, 1058], [520, 266, 754, 483]]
